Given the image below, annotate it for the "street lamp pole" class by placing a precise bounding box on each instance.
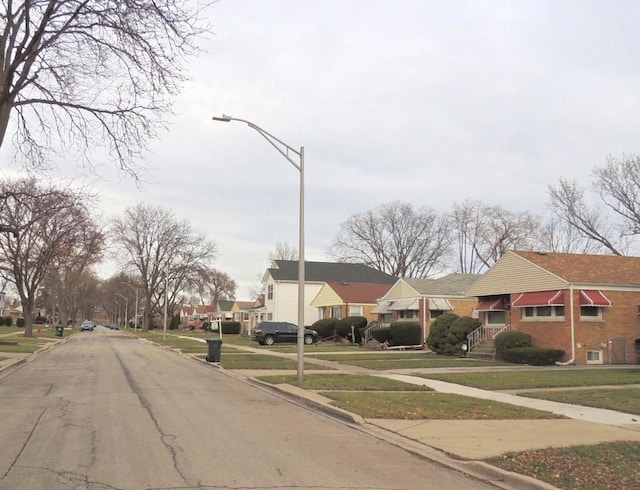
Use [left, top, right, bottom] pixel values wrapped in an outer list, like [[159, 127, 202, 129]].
[[115, 293, 128, 329], [121, 282, 140, 331], [212, 114, 306, 382], [163, 262, 168, 341]]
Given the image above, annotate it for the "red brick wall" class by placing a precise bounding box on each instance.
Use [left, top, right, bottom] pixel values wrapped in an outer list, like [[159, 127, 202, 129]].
[[510, 290, 640, 365]]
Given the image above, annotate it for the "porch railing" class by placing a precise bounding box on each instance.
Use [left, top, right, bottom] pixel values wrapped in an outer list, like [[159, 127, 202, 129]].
[[467, 324, 513, 351]]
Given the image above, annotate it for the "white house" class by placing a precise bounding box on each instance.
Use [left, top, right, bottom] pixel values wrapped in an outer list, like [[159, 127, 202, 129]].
[[262, 260, 397, 326]]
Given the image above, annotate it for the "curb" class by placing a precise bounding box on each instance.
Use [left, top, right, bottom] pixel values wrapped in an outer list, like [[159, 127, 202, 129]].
[[194, 356, 558, 490]]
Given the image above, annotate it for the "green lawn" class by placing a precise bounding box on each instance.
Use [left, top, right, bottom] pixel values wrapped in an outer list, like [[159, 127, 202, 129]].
[[321, 391, 562, 420], [309, 352, 508, 370], [257, 373, 431, 391], [418, 368, 640, 390], [519, 387, 640, 416]]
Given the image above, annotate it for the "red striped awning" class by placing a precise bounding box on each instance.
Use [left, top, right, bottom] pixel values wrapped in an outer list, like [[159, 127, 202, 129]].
[[475, 297, 508, 311], [580, 290, 612, 307], [512, 290, 564, 307]]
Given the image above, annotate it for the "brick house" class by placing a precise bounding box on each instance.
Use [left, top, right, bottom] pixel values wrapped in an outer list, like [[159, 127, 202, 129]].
[[465, 250, 640, 365], [372, 273, 481, 344], [310, 282, 393, 323]]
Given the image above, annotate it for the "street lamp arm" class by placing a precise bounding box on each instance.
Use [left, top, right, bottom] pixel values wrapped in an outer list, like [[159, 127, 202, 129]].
[[211, 113, 306, 382], [212, 114, 302, 171]]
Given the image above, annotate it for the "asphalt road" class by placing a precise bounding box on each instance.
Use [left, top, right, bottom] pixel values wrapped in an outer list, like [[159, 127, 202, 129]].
[[0, 329, 499, 489]]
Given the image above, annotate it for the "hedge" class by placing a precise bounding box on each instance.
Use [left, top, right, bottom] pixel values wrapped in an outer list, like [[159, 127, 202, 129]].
[[335, 316, 367, 343], [501, 347, 566, 365], [221, 321, 241, 334], [311, 318, 338, 339], [389, 321, 422, 346], [370, 326, 392, 343], [495, 331, 532, 359]]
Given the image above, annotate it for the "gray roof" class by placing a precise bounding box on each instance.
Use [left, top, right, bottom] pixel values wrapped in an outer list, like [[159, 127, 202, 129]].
[[403, 273, 482, 296], [268, 260, 397, 284]]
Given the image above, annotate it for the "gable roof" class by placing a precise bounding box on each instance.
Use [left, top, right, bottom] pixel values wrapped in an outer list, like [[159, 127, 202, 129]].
[[403, 273, 482, 296], [235, 301, 254, 310], [513, 250, 640, 285], [216, 300, 235, 312], [465, 250, 640, 297], [267, 260, 397, 284], [325, 282, 392, 303]]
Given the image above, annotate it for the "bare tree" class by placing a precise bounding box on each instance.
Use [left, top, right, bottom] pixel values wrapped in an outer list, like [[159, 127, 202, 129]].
[[534, 216, 605, 254], [0, 1, 210, 176], [39, 216, 104, 324], [548, 177, 627, 255], [268, 241, 298, 262], [0, 177, 96, 336], [450, 200, 541, 273], [190, 268, 236, 306], [112, 203, 217, 330], [329, 201, 451, 278]]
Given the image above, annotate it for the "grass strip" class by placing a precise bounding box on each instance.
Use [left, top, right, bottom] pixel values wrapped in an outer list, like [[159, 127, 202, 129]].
[[257, 373, 431, 391], [486, 441, 640, 490], [199, 353, 332, 370], [320, 391, 563, 419], [419, 368, 640, 390], [520, 387, 640, 416]]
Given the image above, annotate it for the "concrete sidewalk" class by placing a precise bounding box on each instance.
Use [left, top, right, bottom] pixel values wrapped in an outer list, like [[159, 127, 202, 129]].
[[234, 351, 640, 466]]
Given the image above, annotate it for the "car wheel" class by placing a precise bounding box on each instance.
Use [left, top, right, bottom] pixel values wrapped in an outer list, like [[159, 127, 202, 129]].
[[304, 334, 314, 345], [264, 335, 275, 346]]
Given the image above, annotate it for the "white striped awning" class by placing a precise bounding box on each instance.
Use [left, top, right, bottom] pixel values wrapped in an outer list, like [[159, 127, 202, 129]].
[[429, 298, 453, 311], [371, 300, 392, 314], [388, 298, 420, 311]]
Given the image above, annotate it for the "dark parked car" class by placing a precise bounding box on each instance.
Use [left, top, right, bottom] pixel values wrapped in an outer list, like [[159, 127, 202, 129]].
[[105, 322, 119, 330], [251, 321, 318, 346]]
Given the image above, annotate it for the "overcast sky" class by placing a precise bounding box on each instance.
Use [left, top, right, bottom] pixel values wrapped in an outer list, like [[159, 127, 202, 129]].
[[3, 0, 640, 299]]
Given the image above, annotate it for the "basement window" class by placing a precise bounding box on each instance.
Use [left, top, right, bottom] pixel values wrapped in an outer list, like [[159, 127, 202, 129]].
[[586, 350, 603, 364]]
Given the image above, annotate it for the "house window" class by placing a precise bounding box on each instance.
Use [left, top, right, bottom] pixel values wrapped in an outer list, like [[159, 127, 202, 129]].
[[267, 312, 273, 321], [243, 312, 249, 321], [331, 306, 343, 319], [580, 306, 602, 320], [522, 306, 564, 320], [267, 285, 273, 300], [349, 305, 363, 316], [319, 308, 326, 319], [486, 311, 506, 325], [380, 313, 392, 324], [430, 310, 444, 319], [586, 350, 603, 364], [399, 310, 415, 319]]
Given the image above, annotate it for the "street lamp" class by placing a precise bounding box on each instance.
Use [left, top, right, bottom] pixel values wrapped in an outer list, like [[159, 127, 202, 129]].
[[121, 282, 140, 331], [115, 293, 128, 329], [212, 114, 305, 382]]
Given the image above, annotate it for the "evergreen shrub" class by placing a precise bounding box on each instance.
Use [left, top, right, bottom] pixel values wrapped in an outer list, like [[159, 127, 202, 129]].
[[311, 318, 337, 339], [495, 331, 532, 359], [426, 312, 459, 354], [335, 316, 367, 342], [371, 326, 392, 343], [445, 316, 481, 355]]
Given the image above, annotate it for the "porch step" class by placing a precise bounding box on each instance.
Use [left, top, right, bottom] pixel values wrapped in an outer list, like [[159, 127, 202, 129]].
[[468, 340, 496, 360]]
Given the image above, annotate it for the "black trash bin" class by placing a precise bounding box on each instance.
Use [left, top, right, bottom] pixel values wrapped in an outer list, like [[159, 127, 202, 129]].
[[55, 325, 64, 337], [206, 338, 222, 362]]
